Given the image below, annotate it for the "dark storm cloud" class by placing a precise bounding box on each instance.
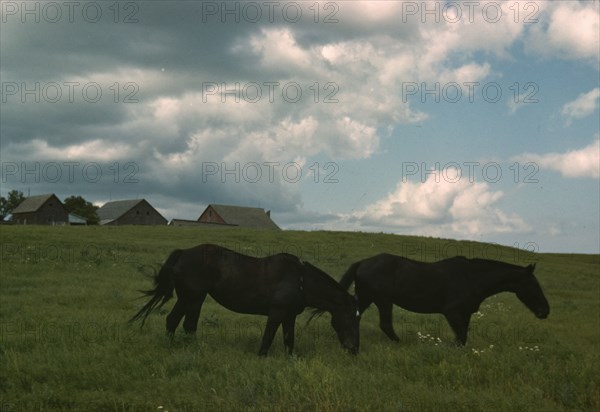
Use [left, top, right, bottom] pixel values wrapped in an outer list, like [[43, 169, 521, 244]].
[[0, 1, 419, 221], [1, 1, 311, 83], [0, 3, 251, 147], [2, 1, 336, 147]]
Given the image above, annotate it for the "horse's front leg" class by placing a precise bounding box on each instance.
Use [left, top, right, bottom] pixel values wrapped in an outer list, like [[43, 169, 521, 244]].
[[258, 308, 286, 356], [281, 314, 297, 355], [374, 300, 400, 342]]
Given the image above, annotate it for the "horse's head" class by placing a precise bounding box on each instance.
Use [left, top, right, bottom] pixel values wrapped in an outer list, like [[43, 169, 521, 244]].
[[515, 264, 549, 319], [330, 294, 360, 355]]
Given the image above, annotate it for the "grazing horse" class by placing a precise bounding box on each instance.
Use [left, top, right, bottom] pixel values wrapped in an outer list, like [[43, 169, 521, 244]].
[[340, 254, 549, 345], [130, 244, 360, 356]]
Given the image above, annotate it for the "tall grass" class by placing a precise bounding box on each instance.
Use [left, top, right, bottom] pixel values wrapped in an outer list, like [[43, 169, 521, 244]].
[[0, 226, 598, 411]]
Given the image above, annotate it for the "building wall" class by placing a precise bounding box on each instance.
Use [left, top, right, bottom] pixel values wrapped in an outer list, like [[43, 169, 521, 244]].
[[38, 200, 69, 224], [198, 206, 226, 224], [12, 212, 37, 225], [169, 219, 237, 228]]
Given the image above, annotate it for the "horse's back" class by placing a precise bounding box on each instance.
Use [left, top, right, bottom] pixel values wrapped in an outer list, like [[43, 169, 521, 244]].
[[355, 254, 465, 313], [172, 244, 304, 315], [356, 254, 445, 281], [354, 253, 425, 293]]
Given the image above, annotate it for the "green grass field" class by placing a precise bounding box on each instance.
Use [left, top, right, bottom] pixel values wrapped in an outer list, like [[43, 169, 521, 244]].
[[0, 226, 598, 411]]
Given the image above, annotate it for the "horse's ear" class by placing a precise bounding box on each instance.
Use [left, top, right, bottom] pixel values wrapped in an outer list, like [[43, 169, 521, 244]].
[[527, 263, 536, 272]]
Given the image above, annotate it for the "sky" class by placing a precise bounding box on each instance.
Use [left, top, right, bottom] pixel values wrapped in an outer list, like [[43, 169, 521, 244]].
[[1, 0, 599, 253]]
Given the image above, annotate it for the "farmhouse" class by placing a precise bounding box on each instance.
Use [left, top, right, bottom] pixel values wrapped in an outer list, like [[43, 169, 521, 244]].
[[97, 199, 167, 226], [169, 204, 280, 230], [11, 193, 69, 225]]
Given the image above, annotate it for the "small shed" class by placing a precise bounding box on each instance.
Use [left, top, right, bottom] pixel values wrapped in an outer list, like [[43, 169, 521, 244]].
[[97, 199, 167, 226], [11, 194, 69, 225], [197, 204, 280, 230]]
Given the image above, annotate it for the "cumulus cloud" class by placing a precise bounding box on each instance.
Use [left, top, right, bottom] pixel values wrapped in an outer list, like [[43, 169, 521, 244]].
[[562, 88, 600, 125], [1, 0, 597, 238], [249, 28, 313, 72], [0, 0, 532, 173], [343, 175, 530, 237], [518, 139, 600, 179], [526, 1, 600, 64]]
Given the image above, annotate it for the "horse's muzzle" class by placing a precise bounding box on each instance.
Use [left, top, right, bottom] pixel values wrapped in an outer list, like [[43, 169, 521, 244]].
[[536, 311, 549, 319]]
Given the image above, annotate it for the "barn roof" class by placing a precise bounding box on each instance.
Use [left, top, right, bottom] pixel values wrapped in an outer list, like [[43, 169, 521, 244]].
[[97, 199, 144, 224], [68, 213, 88, 225], [12, 194, 59, 214], [203, 204, 280, 230]]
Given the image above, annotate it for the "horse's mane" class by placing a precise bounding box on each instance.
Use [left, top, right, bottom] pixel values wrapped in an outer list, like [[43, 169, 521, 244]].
[[449, 257, 535, 289], [463, 257, 534, 274], [301, 260, 348, 325], [443, 256, 532, 271]]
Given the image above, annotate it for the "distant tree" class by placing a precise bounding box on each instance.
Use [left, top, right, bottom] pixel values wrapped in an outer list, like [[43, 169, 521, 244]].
[[64, 195, 100, 225], [0, 190, 25, 219], [0, 197, 7, 220]]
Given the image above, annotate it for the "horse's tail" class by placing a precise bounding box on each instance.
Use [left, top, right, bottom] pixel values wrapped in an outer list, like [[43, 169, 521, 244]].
[[339, 261, 361, 291], [129, 249, 183, 327]]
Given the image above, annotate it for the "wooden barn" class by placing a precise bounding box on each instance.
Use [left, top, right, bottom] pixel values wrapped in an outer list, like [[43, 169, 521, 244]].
[[11, 193, 69, 225], [197, 204, 280, 230], [169, 204, 279, 229], [97, 199, 167, 226]]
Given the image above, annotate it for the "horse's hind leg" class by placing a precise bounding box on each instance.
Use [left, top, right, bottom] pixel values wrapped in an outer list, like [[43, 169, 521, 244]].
[[183, 292, 207, 334], [375, 300, 400, 342], [166, 299, 186, 338]]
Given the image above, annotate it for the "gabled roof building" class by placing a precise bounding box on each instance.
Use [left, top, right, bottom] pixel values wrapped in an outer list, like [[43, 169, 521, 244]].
[[197, 204, 280, 230], [11, 194, 69, 225], [97, 199, 167, 226], [169, 204, 280, 229]]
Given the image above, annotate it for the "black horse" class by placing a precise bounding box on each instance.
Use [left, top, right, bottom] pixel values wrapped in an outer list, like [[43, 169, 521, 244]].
[[340, 254, 549, 345], [130, 244, 359, 356]]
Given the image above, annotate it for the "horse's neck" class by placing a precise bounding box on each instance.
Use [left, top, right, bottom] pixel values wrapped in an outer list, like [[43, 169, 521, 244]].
[[471, 266, 518, 299], [302, 274, 338, 312]]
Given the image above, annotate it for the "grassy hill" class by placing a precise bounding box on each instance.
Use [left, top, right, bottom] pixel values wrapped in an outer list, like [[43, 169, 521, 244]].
[[1, 226, 598, 411]]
